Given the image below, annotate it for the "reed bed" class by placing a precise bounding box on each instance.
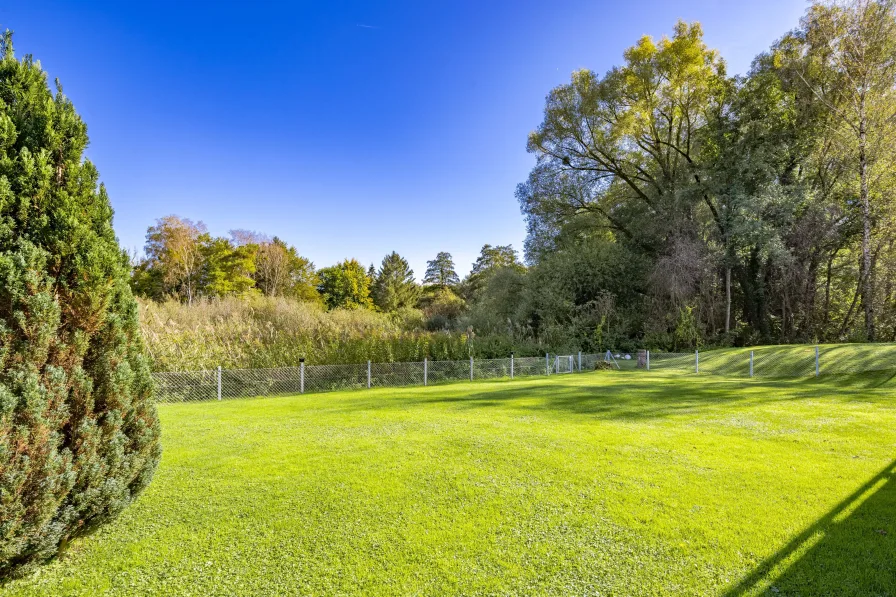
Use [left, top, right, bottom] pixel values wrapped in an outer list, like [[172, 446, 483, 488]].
[[138, 297, 479, 371]]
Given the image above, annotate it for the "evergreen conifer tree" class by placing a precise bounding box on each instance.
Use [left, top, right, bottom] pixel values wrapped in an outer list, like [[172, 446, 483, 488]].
[[0, 33, 161, 577], [423, 252, 460, 287], [372, 252, 420, 311]]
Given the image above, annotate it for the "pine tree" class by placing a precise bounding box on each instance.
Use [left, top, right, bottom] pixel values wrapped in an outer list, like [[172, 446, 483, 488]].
[[372, 252, 421, 311], [0, 33, 161, 577]]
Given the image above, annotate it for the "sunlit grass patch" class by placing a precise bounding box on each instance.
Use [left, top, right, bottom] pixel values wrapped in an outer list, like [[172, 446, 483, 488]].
[[4, 371, 896, 596]]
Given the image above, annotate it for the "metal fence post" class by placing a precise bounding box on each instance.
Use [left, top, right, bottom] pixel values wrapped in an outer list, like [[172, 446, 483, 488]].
[[646, 350, 650, 371], [424, 358, 428, 386], [815, 346, 820, 377], [216, 366, 222, 401], [578, 351, 582, 372], [695, 350, 699, 374], [546, 353, 550, 375], [367, 360, 372, 389], [510, 352, 514, 380], [749, 351, 754, 378], [300, 358, 305, 394], [470, 356, 474, 382]]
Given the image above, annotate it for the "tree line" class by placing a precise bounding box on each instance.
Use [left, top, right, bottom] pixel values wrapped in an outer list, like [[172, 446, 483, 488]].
[[134, 0, 896, 352], [520, 0, 896, 348], [129, 215, 527, 333]]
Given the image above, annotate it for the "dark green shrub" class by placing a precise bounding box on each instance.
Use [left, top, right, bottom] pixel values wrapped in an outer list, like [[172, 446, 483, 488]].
[[0, 33, 160, 577]]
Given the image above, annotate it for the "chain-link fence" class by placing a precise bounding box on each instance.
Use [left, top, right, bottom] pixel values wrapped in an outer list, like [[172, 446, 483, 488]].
[[152, 353, 600, 403], [151, 344, 896, 403], [646, 344, 896, 378]]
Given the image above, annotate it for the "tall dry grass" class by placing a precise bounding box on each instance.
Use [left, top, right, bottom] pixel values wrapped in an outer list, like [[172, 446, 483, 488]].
[[138, 296, 476, 371]]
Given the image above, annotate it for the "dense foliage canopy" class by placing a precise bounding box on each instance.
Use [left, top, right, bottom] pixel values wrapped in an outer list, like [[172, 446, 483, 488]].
[[519, 1, 896, 348]]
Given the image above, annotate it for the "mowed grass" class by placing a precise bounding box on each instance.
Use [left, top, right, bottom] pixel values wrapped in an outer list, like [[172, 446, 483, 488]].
[[4, 371, 896, 596]]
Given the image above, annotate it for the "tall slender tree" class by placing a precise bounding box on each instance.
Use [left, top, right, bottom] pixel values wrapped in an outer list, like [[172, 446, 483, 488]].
[[791, 0, 896, 340]]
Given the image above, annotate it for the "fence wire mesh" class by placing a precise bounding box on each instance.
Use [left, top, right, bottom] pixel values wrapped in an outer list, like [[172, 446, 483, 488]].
[[513, 356, 549, 377], [153, 369, 218, 403], [151, 344, 896, 403], [817, 344, 896, 375], [427, 359, 472, 385], [305, 363, 368, 393], [648, 352, 694, 372], [223, 366, 305, 398], [473, 358, 511, 380], [371, 361, 424, 388]]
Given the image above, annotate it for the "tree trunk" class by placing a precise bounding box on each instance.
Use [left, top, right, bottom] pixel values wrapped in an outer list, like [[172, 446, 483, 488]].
[[859, 106, 876, 341], [821, 250, 837, 336], [838, 275, 863, 339], [725, 266, 731, 335], [735, 250, 770, 342]]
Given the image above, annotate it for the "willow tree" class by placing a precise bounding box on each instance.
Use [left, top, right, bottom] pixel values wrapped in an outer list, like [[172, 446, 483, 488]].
[[524, 21, 735, 334], [0, 33, 161, 576]]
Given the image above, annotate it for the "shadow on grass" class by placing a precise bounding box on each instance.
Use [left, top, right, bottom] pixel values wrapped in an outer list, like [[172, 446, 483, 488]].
[[326, 371, 896, 422], [724, 458, 896, 596]]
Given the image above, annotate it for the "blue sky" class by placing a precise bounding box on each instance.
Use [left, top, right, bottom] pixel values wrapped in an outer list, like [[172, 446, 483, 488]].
[[2, 0, 807, 278]]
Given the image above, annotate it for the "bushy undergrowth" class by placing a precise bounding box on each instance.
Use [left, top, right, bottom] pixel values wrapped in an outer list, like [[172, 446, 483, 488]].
[[138, 297, 546, 371]]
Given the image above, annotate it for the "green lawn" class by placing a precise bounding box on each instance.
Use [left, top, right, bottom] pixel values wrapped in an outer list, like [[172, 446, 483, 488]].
[[4, 371, 896, 596]]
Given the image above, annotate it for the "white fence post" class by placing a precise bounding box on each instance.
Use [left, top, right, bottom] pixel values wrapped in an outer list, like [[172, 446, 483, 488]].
[[815, 346, 820, 377], [578, 351, 582, 372], [300, 359, 305, 394], [424, 358, 428, 386], [749, 351, 754, 378], [216, 366, 222, 400], [470, 356, 474, 382], [695, 350, 699, 374], [510, 352, 514, 380], [646, 350, 650, 371], [367, 360, 372, 389], [546, 353, 550, 375]]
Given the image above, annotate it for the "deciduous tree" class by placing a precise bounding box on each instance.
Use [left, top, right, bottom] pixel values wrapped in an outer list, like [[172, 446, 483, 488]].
[[790, 0, 896, 340], [318, 259, 374, 310], [141, 216, 206, 304]]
